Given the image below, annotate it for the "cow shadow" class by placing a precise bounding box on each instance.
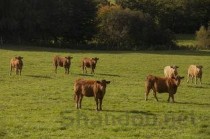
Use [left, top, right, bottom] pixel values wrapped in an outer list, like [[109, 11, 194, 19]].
[[82, 108, 155, 115], [97, 73, 121, 77], [25, 75, 52, 79], [186, 85, 208, 89], [74, 73, 94, 77], [176, 101, 210, 106]]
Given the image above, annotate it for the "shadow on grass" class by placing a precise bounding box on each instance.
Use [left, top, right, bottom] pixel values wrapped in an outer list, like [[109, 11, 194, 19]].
[[186, 85, 209, 89], [74, 73, 94, 77], [97, 73, 121, 77], [25, 75, 52, 79], [176, 101, 210, 106]]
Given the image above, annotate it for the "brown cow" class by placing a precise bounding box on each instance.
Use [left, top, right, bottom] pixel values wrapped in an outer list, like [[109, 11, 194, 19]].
[[74, 79, 110, 111], [145, 75, 184, 102], [53, 55, 73, 74], [164, 65, 179, 78], [82, 57, 99, 74], [187, 65, 203, 84], [10, 56, 23, 75]]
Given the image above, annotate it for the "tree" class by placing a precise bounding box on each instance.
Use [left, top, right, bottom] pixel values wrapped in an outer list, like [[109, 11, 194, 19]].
[[196, 24, 210, 49], [96, 5, 175, 50]]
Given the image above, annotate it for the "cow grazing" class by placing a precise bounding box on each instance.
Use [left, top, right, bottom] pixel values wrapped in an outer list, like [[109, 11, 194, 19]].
[[10, 56, 23, 75], [74, 79, 110, 111], [145, 75, 184, 102], [53, 55, 73, 74], [187, 65, 203, 84], [164, 65, 179, 78], [82, 57, 99, 74]]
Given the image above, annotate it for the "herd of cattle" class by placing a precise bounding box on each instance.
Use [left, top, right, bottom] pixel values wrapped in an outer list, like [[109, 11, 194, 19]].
[[9, 55, 203, 111]]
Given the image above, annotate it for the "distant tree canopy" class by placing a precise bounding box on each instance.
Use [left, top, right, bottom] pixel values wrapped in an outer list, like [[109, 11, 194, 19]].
[[0, 0, 210, 50], [116, 0, 210, 34], [0, 0, 97, 44], [96, 5, 175, 50]]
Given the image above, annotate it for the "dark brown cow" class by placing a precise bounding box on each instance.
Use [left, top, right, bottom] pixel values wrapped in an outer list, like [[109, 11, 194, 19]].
[[82, 57, 99, 74], [53, 55, 73, 74], [10, 56, 23, 75], [145, 75, 184, 102], [74, 79, 110, 111]]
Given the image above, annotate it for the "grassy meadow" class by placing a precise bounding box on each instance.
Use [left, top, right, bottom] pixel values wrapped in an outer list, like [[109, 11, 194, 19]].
[[0, 45, 210, 138]]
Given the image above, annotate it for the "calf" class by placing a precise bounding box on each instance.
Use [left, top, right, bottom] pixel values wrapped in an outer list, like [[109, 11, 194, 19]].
[[82, 57, 99, 74], [10, 56, 23, 75], [74, 79, 110, 111], [53, 55, 73, 74], [145, 75, 184, 102], [187, 65, 203, 84], [164, 65, 179, 78]]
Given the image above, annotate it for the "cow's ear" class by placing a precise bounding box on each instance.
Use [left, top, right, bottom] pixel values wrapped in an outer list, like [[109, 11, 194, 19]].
[[20, 57, 23, 59], [70, 56, 73, 59], [106, 81, 110, 84], [180, 76, 184, 79], [170, 66, 173, 68], [176, 66, 179, 68], [15, 57, 18, 59]]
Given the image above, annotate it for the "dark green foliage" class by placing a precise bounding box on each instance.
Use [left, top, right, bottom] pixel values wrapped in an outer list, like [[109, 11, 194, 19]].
[[0, 0, 97, 45], [116, 0, 210, 34], [96, 5, 175, 50]]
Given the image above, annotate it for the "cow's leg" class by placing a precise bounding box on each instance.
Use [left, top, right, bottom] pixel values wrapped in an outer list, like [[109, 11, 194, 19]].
[[79, 95, 83, 109], [15, 68, 18, 75], [187, 74, 190, 83], [55, 65, 58, 74], [10, 65, 13, 75], [195, 76, 197, 85], [95, 98, 99, 111], [67, 67, 70, 74], [153, 91, 158, 101], [99, 98, 103, 111], [75, 95, 79, 109], [145, 88, 150, 101], [91, 67, 94, 74], [171, 94, 175, 103], [19, 68, 22, 76], [167, 94, 171, 102]]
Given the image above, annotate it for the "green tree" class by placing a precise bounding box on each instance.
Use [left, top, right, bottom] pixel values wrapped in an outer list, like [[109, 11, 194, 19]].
[[196, 24, 210, 49]]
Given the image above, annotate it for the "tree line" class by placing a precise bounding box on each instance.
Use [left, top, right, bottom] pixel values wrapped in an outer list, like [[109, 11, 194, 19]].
[[0, 0, 210, 50]]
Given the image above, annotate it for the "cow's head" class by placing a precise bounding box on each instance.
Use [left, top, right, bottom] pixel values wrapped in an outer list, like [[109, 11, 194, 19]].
[[196, 65, 203, 69], [96, 80, 110, 91], [65, 56, 73, 62], [15, 56, 23, 60], [92, 57, 99, 63], [172, 76, 184, 86], [170, 65, 179, 69]]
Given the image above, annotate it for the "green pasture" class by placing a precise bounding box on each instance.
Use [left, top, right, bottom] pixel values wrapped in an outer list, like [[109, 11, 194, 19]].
[[0, 45, 210, 138], [175, 34, 197, 47]]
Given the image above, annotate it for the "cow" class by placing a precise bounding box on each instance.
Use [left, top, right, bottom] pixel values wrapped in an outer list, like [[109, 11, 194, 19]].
[[145, 75, 184, 103], [10, 56, 23, 75], [74, 79, 110, 111], [187, 65, 203, 84], [82, 57, 99, 74], [53, 55, 73, 74], [164, 65, 179, 78]]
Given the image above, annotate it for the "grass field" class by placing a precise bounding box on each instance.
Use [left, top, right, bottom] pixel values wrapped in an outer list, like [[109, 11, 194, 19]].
[[175, 34, 197, 47], [0, 45, 210, 138]]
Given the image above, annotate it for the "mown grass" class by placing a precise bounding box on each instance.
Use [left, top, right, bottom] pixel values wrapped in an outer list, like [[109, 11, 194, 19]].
[[0, 45, 210, 138], [175, 34, 197, 47]]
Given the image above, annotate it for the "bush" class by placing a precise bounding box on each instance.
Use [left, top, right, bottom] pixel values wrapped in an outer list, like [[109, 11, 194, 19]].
[[196, 25, 210, 49]]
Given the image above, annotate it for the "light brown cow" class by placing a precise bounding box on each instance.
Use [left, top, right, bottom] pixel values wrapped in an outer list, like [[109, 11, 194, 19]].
[[82, 57, 99, 74], [187, 65, 203, 84], [10, 56, 23, 75], [74, 79, 110, 111], [53, 55, 73, 74], [145, 75, 184, 102], [164, 65, 179, 78]]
